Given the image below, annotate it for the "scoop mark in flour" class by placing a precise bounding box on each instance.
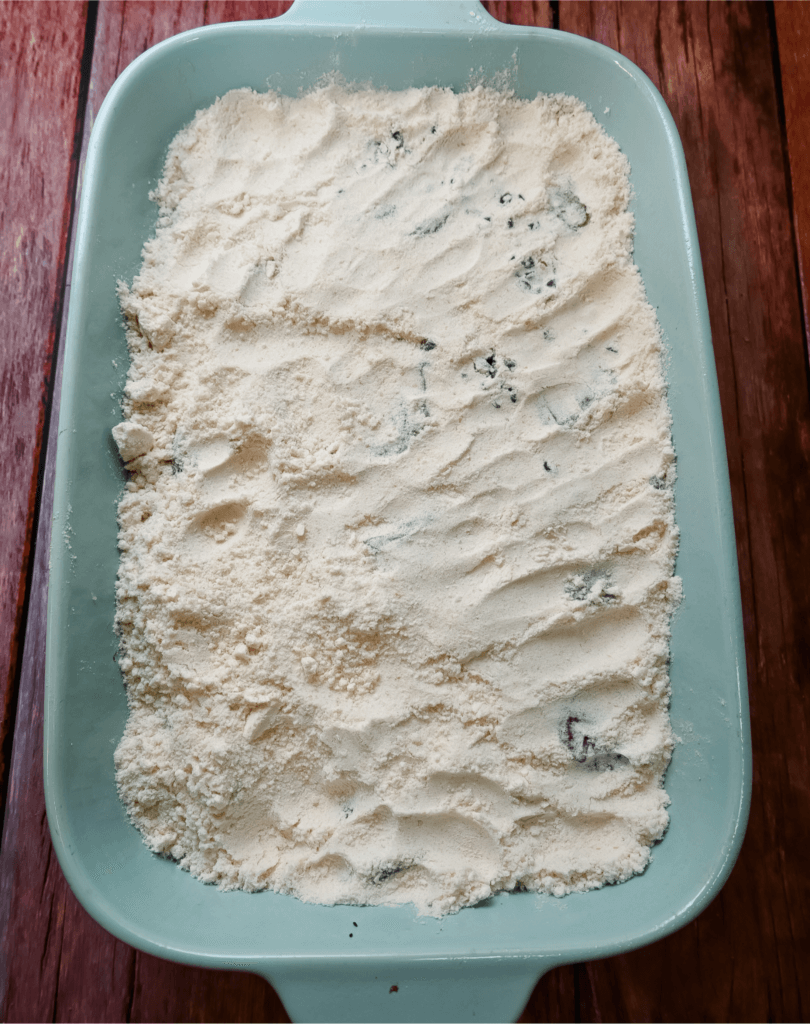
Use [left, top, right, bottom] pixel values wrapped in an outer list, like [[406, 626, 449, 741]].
[[188, 500, 249, 548]]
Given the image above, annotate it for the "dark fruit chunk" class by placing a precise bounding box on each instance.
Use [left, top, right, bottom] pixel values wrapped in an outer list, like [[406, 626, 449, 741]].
[[371, 862, 409, 884], [559, 714, 629, 771], [561, 715, 594, 762]]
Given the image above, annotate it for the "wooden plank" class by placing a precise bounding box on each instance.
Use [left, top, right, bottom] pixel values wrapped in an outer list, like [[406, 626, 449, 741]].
[[775, 0, 810, 356], [516, 968, 578, 1024], [0, 0, 89, 831], [482, 1, 553, 29], [557, 2, 810, 1020], [129, 952, 289, 1024]]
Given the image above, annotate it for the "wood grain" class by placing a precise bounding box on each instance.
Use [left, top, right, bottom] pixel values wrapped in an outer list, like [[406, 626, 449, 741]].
[[482, 1, 553, 29], [557, 3, 810, 1020], [775, 0, 810, 357], [0, 0, 90, 834]]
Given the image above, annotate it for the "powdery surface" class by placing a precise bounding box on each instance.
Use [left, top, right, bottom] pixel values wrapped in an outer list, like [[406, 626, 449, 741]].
[[112, 85, 680, 917]]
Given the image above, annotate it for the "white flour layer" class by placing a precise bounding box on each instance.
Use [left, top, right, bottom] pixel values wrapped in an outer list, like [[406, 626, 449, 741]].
[[113, 85, 680, 916]]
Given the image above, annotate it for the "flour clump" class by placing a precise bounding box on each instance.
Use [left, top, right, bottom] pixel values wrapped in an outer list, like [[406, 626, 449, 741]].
[[112, 84, 680, 916]]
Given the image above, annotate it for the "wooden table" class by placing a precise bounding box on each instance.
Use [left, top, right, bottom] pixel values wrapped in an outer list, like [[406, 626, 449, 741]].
[[2, 2, 808, 1021]]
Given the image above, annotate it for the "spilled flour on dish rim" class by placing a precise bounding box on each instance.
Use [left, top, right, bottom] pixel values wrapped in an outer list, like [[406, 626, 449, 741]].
[[112, 83, 681, 917]]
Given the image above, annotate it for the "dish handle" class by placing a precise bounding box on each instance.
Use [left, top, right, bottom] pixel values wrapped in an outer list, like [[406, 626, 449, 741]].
[[261, 957, 554, 1023], [279, 0, 504, 32]]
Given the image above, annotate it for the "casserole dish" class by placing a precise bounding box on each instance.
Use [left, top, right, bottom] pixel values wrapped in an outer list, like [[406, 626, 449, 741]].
[[45, 2, 751, 1020]]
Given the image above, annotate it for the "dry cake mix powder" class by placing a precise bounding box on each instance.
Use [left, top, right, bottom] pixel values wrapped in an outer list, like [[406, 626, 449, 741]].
[[112, 84, 680, 916]]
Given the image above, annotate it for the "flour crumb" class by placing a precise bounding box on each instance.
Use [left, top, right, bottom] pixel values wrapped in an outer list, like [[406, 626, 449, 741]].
[[112, 422, 154, 462], [113, 84, 680, 917]]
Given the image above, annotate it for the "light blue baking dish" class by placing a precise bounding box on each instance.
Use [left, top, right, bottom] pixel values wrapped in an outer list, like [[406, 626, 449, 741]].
[[45, 2, 750, 1021]]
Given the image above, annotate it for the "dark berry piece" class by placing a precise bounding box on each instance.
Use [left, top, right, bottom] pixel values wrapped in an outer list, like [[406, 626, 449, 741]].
[[473, 354, 497, 378], [561, 715, 594, 762]]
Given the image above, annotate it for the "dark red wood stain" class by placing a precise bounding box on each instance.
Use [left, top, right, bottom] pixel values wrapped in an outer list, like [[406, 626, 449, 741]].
[[0, 0, 89, 832], [482, 1, 552, 29], [1, 2, 809, 1021], [775, 0, 810, 358]]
